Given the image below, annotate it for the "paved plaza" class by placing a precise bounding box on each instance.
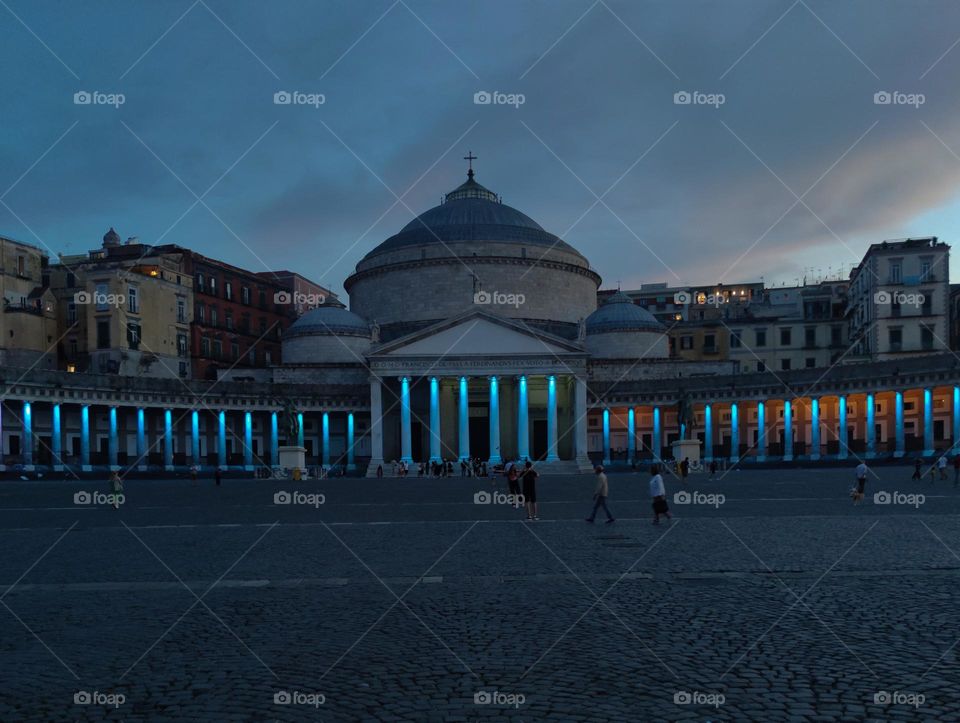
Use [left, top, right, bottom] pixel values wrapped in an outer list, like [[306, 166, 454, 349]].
[[2, 465, 960, 721]]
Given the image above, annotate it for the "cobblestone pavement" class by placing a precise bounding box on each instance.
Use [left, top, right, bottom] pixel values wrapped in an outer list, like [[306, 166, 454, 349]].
[[1, 465, 959, 721]]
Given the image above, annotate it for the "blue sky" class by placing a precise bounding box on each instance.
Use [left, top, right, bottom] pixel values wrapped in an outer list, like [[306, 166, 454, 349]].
[[2, 0, 960, 297]]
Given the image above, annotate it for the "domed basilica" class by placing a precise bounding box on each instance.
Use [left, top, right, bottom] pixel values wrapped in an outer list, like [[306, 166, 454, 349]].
[[279, 161, 675, 474]]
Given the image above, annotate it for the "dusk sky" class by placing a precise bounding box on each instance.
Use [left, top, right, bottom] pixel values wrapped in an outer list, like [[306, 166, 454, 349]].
[[3, 0, 960, 297]]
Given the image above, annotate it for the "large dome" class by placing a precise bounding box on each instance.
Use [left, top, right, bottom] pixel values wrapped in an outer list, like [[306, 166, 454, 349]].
[[362, 175, 582, 261], [345, 166, 600, 342]]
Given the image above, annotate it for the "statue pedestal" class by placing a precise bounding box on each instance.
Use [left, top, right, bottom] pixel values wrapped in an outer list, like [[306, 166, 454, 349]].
[[671, 439, 701, 465], [278, 446, 306, 476]]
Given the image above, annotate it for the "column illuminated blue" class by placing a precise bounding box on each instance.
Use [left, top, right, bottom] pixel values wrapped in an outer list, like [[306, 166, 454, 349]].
[[627, 407, 636, 464], [322, 412, 330, 466], [429, 377, 441, 462], [243, 411, 253, 469], [866, 393, 876, 457], [783, 401, 793, 461], [810, 398, 820, 460], [517, 376, 529, 461], [191, 410, 200, 466], [704, 404, 713, 462], [81, 405, 91, 470], [894, 391, 905, 457], [400, 377, 412, 462], [838, 396, 848, 460], [163, 409, 173, 470], [954, 387, 960, 452], [729, 402, 739, 463], [297, 413, 304, 448], [653, 407, 662, 461], [602, 408, 611, 465], [488, 376, 501, 464], [757, 401, 767, 461], [923, 388, 934, 456], [22, 402, 32, 467], [270, 411, 279, 466], [218, 411, 227, 469], [108, 407, 118, 469], [458, 377, 470, 461], [136, 408, 146, 470], [347, 412, 355, 470], [546, 375, 558, 461], [52, 403, 62, 469]]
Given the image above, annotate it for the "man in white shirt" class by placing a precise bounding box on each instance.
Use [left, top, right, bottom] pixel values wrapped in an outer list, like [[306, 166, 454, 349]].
[[853, 461, 867, 504], [650, 464, 671, 524]]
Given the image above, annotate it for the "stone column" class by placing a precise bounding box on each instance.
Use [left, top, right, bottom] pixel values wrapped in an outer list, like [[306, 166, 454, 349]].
[[163, 409, 173, 471], [368, 377, 385, 475], [894, 391, 905, 458], [297, 413, 304, 448], [52, 403, 63, 471], [546, 375, 559, 462], [838, 396, 848, 460], [429, 377, 441, 462], [488, 376, 502, 464], [810, 398, 821, 460], [954, 386, 960, 453], [783, 400, 793, 461], [458, 376, 470, 461], [81, 404, 91, 471], [400, 377, 412, 463], [191, 410, 200, 467], [652, 406, 662, 462], [136, 408, 147, 471], [627, 407, 636, 464], [574, 376, 590, 468], [516, 376, 529, 462], [322, 411, 330, 466], [704, 403, 713, 462], [729, 402, 739, 464], [866, 393, 876, 458], [22, 401, 33, 469], [270, 411, 279, 467], [757, 400, 767, 461], [108, 406, 119, 470], [218, 411, 227, 469], [923, 387, 934, 456], [347, 412, 356, 470], [602, 408, 611, 465], [244, 411, 253, 470]]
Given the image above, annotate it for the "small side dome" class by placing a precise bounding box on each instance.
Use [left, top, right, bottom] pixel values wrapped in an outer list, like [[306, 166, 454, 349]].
[[585, 291, 663, 334], [282, 300, 371, 365], [103, 227, 121, 247]]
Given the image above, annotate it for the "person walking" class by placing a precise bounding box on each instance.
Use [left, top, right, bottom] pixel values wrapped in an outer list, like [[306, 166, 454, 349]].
[[215, 468, 222, 487], [911, 457, 923, 481], [708, 460, 718, 479], [521, 461, 539, 520], [505, 460, 521, 508], [680, 457, 690, 482], [190, 464, 198, 484], [852, 460, 867, 505], [585, 465, 615, 524], [938, 454, 948, 480], [109, 471, 123, 510], [376, 463, 383, 478], [650, 464, 671, 524]]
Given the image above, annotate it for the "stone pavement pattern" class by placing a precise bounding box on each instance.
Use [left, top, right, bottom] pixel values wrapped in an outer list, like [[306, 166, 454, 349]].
[[0, 465, 958, 721]]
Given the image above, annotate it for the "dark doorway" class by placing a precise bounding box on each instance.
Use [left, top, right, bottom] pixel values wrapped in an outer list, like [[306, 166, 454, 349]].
[[468, 415, 489, 460], [532, 419, 547, 460], [38, 436, 51, 465], [411, 421, 424, 461], [934, 419, 945, 441]]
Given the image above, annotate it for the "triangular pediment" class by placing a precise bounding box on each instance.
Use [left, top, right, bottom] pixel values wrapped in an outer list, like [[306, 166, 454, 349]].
[[372, 311, 583, 357]]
